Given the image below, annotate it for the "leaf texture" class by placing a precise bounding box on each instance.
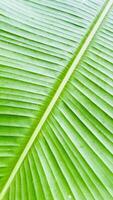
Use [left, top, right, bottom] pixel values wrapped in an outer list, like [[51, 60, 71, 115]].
[[0, 0, 113, 199]]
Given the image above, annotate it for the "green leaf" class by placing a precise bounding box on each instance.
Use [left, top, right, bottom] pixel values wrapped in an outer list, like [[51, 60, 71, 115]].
[[0, 0, 113, 199]]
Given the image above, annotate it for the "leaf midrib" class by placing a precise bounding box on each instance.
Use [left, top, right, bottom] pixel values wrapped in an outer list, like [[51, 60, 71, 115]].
[[0, 0, 112, 199]]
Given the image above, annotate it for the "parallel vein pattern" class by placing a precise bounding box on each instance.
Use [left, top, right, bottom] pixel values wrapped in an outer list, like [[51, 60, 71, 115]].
[[0, 0, 106, 194], [0, 0, 113, 200], [2, 2, 113, 200]]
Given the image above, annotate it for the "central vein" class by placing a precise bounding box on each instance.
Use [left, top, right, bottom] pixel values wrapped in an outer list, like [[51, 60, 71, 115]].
[[0, 0, 113, 199]]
